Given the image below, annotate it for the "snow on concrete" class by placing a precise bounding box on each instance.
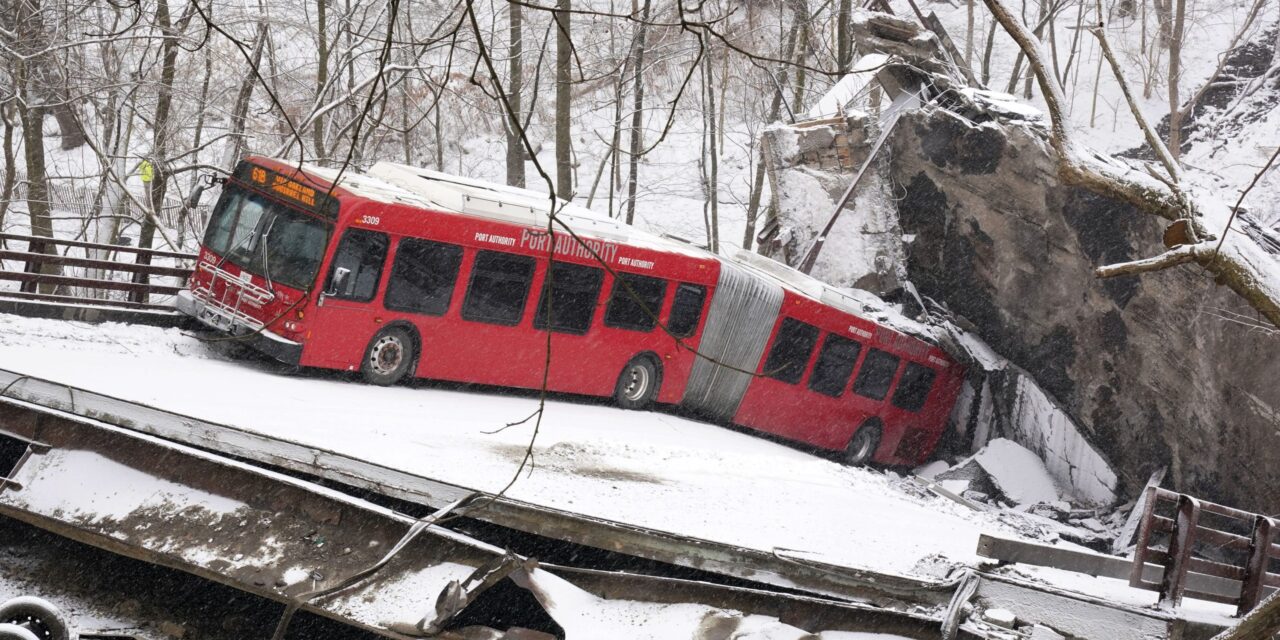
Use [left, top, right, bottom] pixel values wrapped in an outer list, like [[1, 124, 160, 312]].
[[809, 55, 890, 120], [972, 439, 1060, 506], [522, 568, 912, 640], [327, 561, 478, 630], [7, 449, 245, 523], [0, 313, 1048, 582]]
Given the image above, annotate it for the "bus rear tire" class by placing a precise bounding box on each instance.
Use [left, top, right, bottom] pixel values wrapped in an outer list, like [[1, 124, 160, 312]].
[[361, 327, 415, 386], [614, 356, 660, 410], [844, 423, 882, 467]]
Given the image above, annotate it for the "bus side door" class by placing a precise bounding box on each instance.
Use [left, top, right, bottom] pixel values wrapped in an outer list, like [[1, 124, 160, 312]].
[[305, 227, 392, 371]]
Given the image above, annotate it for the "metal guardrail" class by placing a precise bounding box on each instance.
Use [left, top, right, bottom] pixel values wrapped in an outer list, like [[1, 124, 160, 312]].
[[0, 232, 195, 311], [1132, 486, 1280, 614]]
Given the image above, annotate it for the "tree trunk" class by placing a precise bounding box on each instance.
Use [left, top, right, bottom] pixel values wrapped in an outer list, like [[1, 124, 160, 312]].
[[180, 44, 214, 249], [791, 2, 811, 116], [837, 0, 853, 73], [555, 0, 573, 198], [227, 22, 268, 167], [1165, 0, 1186, 161], [16, 64, 58, 294], [966, 0, 975, 68], [133, 0, 180, 301], [506, 3, 526, 188], [703, 46, 719, 253], [623, 0, 651, 225], [313, 0, 329, 161], [0, 105, 15, 246]]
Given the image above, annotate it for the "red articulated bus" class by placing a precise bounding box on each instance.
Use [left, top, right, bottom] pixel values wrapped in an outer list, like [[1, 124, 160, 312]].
[[179, 156, 964, 466]]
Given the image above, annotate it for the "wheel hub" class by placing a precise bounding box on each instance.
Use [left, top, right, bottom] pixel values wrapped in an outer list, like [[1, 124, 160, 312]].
[[370, 336, 404, 375], [623, 365, 650, 401]]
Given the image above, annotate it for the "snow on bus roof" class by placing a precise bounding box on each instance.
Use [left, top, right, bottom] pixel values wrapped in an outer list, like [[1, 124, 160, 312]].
[[366, 162, 710, 260], [720, 248, 939, 344]]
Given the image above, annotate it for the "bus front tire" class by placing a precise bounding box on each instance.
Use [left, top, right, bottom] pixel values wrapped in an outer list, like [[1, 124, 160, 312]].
[[844, 423, 882, 467], [0, 597, 71, 640], [361, 327, 415, 386], [614, 356, 660, 410]]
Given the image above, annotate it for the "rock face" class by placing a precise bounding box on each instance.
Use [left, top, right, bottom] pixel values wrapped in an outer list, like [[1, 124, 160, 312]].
[[889, 108, 1280, 512]]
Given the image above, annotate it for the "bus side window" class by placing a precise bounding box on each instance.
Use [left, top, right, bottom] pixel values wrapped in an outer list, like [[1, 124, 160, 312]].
[[604, 273, 667, 332], [808, 334, 862, 397], [461, 250, 537, 326], [852, 348, 901, 401], [667, 283, 707, 338], [891, 362, 937, 412], [762, 318, 819, 384], [534, 261, 604, 334], [325, 228, 389, 302], [385, 238, 464, 316]]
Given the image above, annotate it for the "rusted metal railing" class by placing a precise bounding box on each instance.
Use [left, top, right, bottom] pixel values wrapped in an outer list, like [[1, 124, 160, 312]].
[[1131, 486, 1280, 615], [0, 232, 195, 311]]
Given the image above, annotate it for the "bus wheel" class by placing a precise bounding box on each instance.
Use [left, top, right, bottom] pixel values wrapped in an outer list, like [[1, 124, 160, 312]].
[[844, 424, 882, 467], [361, 327, 415, 386], [614, 356, 660, 410], [0, 597, 72, 640]]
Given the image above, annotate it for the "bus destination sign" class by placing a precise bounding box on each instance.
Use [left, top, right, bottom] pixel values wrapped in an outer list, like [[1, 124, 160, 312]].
[[235, 162, 339, 220]]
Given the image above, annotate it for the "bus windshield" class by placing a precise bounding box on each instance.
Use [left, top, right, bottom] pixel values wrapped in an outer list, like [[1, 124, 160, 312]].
[[203, 184, 332, 291]]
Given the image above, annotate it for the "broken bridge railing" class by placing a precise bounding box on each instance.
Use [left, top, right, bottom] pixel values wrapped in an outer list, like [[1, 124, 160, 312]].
[[1131, 486, 1280, 615]]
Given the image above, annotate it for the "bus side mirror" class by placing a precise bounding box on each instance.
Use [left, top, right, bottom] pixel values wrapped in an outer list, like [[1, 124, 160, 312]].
[[186, 174, 223, 209], [186, 183, 208, 210], [327, 267, 351, 297]]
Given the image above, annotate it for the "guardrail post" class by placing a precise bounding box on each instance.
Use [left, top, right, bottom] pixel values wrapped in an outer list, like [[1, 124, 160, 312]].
[[1158, 494, 1200, 609], [1130, 485, 1160, 589], [1239, 515, 1275, 616]]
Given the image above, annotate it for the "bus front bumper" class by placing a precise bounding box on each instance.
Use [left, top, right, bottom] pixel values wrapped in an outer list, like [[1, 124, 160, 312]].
[[176, 290, 303, 366]]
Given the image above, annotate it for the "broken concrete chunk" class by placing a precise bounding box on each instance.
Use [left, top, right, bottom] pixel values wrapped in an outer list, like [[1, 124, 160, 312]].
[[973, 439, 1060, 506], [981, 607, 1017, 629]]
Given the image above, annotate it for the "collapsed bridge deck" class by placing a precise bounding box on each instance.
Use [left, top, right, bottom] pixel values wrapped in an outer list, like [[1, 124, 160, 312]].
[[0, 312, 1246, 638]]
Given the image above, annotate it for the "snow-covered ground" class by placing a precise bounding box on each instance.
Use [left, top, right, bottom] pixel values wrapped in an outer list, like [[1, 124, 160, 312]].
[[0, 312, 1241, 625]]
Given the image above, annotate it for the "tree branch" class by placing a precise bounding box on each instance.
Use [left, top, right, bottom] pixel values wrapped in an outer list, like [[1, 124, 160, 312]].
[[1095, 244, 1198, 278]]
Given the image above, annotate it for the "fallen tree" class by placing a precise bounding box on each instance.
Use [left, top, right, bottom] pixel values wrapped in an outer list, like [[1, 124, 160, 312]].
[[980, 0, 1280, 329]]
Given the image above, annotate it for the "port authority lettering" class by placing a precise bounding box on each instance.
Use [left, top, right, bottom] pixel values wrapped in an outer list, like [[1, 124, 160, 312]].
[[518, 229, 626, 266]]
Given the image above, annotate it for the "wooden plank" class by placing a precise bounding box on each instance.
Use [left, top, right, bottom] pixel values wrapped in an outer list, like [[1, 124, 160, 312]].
[[0, 232, 195, 260], [0, 251, 192, 278], [0, 271, 184, 295], [0, 290, 177, 312]]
